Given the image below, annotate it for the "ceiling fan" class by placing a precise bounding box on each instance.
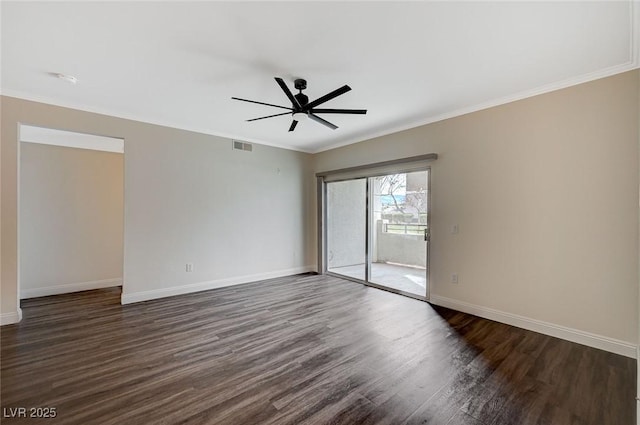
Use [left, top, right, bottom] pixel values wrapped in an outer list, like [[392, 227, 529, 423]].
[[232, 77, 367, 132]]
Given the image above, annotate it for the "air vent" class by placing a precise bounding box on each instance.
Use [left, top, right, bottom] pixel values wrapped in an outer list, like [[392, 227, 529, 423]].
[[232, 140, 252, 152]]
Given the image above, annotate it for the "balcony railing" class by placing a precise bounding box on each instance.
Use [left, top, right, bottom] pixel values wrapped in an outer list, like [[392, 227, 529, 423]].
[[383, 223, 427, 235]]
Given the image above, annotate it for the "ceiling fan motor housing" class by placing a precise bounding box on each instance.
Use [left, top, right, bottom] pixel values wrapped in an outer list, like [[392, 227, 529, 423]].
[[294, 79, 309, 107], [294, 92, 309, 107]]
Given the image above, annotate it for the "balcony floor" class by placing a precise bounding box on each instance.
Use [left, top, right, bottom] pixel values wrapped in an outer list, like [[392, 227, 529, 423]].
[[328, 262, 427, 297]]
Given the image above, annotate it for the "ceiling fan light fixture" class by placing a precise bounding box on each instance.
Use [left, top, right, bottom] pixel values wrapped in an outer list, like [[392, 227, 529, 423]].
[[232, 77, 367, 132]]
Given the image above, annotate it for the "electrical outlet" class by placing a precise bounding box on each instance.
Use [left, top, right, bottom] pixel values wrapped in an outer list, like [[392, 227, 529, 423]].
[[186, 263, 194, 272], [451, 273, 458, 284]]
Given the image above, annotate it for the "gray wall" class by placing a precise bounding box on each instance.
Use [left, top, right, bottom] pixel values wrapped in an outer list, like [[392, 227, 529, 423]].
[[1, 96, 316, 316], [122, 122, 314, 302]]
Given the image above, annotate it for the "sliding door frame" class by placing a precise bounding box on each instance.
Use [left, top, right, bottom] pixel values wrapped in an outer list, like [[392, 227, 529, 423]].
[[317, 154, 437, 302]]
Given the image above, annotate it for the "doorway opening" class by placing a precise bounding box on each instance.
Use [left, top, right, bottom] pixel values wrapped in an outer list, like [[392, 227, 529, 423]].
[[17, 125, 125, 300]]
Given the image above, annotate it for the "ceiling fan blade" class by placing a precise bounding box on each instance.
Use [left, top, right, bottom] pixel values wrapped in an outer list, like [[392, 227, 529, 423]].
[[309, 113, 338, 130], [304, 85, 351, 110], [232, 97, 292, 111], [246, 111, 292, 122], [289, 120, 298, 132], [275, 77, 301, 109], [310, 108, 367, 114]]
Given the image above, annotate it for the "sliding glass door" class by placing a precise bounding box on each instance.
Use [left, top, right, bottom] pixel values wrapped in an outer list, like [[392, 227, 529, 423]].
[[323, 168, 430, 301], [326, 179, 366, 281], [368, 171, 429, 297]]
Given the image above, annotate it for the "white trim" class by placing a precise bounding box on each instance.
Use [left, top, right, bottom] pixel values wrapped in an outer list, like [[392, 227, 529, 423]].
[[0, 308, 23, 326], [632, 0, 640, 68], [637, 338, 640, 425], [19, 124, 124, 153], [121, 266, 314, 305], [318, 0, 640, 155], [2, 1, 638, 155], [314, 61, 639, 153], [430, 294, 637, 358], [20, 278, 122, 299], [0, 89, 313, 153], [0, 66, 636, 156]]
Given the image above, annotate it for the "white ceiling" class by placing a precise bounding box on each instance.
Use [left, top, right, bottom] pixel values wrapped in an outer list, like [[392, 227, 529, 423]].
[[1, 1, 638, 153]]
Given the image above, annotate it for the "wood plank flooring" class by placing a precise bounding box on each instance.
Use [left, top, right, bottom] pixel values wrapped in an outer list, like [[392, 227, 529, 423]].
[[1, 274, 635, 424]]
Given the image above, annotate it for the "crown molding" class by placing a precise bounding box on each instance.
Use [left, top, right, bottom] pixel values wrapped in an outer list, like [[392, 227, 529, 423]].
[[316, 1, 640, 153], [0, 89, 314, 154], [314, 61, 639, 154], [2, 1, 638, 155]]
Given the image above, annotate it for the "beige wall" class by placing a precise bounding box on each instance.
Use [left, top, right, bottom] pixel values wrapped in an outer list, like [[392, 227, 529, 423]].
[[1, 96, 316, 318], [19, 143, 123, 297], [315, 70, 639, 347]]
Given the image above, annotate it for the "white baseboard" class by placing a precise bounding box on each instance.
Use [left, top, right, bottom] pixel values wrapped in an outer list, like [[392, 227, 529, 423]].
[[21, 278, 122, 299], [0, 308, 23, 325], [430, 294, 636, 358], [121, 266, 315, 305]]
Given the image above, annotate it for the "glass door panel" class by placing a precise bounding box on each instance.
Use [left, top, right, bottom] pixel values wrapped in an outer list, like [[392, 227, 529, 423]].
[[326, 179, 366, 281], [368, 171, 429, 297]]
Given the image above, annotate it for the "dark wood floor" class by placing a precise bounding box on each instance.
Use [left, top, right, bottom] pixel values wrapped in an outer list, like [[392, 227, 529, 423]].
[[1, 274, 635, 424]]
